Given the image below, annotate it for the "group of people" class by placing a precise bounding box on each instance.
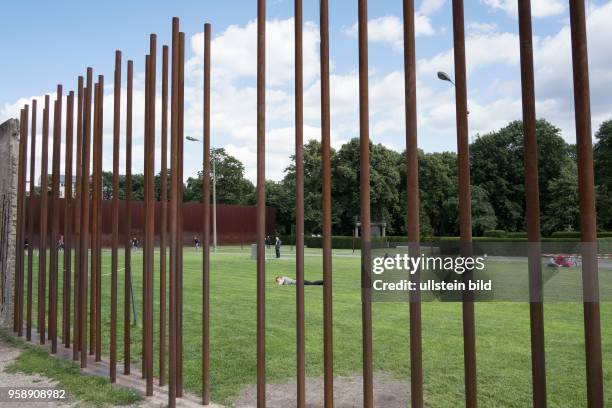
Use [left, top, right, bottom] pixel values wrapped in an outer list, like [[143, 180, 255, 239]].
[[47, 232, 319, 288], [266, 235, 282, 258]]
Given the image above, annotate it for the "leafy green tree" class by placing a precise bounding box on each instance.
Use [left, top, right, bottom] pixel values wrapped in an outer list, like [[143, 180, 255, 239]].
[[470, 120, 571, 232], [331, 139, 402, 235], [265, 180, 293, 235], [183, 148, 255, 204], [130, 174, 145, 201], [541, 160, 579, 235], [470, 185, 497, 235], [282, 140, 331, 235], [594, 120, 612, 229], [418, 151, 459, 236]]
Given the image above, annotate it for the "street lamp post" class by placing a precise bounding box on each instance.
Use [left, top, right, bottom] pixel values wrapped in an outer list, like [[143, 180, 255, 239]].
[[437, 71, 469, 115], [186, 136, 217, 251]]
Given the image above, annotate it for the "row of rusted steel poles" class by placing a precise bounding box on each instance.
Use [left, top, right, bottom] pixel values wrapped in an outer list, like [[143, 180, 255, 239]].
[[11, 0, 603, 406], [9, 17, 194, 408], [169, 17, 187, 408]]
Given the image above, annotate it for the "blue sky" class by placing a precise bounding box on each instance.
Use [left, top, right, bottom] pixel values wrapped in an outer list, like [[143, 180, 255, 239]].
[[2, 0, 611, 182]]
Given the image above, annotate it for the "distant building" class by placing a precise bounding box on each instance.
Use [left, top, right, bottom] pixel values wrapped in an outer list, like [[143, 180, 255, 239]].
[[37, 175, 77, 198]]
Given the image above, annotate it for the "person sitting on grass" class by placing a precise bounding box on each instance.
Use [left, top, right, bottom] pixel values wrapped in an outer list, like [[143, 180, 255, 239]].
[[275, 276, 323, 286]]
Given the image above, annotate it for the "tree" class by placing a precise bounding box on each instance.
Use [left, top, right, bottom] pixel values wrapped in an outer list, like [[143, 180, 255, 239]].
[[541, 160, 579, 235], [331, 139, 402, 236], [470, 185, 497, 236], [282, 140, 331, 235], [183, 148, 255, 204], [470, 120, 571, 232], [418, 151, 459, 236], [594, 120, 612, 229], [130, 174, 145, 201], [265, 180, 293, 235]]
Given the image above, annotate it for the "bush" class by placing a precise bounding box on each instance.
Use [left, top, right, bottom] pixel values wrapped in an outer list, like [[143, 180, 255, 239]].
[[550, 231, 580, 238], [551, 231, 612, 238], [279, 234, 589, 252], [507, 232, 528, 238], [483, 230, 507, 238]]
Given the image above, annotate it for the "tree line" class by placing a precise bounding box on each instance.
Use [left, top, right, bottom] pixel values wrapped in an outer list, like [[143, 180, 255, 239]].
[[94, 118, 612, 237]]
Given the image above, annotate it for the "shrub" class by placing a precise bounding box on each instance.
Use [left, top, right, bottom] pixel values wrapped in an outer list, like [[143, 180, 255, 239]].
[[483, 230, 507, 238]]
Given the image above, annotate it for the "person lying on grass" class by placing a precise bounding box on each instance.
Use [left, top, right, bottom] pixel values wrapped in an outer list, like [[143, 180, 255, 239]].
[[275, 276, 324, 286]]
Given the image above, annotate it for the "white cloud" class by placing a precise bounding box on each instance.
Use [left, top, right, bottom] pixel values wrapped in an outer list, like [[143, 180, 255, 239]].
[[417, 32, 520, 76], [419, 0, 447, 15], [467, 21, 498, 34], [482, 0, 565, 18], [5, 2, 612, 184], [189, 18, 320, 88], [415, 1, 612, 145], [344, 15, 436, 52]]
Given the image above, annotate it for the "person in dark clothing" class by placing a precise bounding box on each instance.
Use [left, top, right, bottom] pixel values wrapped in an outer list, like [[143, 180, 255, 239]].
[[275, 236, 281, 258], [265, 235, 271, 249], [275, 276, 323, 286], [194, 236, 200, 250]]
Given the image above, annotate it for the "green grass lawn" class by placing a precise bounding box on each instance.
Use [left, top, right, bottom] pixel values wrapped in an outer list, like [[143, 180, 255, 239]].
[[22, 246, 612, 407]]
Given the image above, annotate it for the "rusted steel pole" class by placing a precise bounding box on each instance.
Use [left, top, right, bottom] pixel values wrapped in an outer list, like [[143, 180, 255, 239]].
[[49, 98, 59, 343], [110, 50, 122, 383], [160, 44, 169, 388], [15, 108, 23, 335], [16, 106, 28, 337], [124, 60, 134, 375], [50, 86, 63, 353], [38, 95, 50, 344], [90, 82, 99, 356], [295, 1, 306, 406], [201, 24, 211, 405], [144, 34, 157, 396], [568, 1, 604, 406], [95, 75, 104, 363], [402, 1, 423, 406], [20, 106, 29, 337], [73, 77, 84, 361], [63, 91, 74, 348], [256, 1, 266, 405], [177, 31, 185, 397], [169, 16, 180, 408], [357, 0, 373, 406], [26, 100, 37, 341], [517, 1, 547, 406], [79, 68, 93, 368], [142, 55, 150, 380], [15, 107, 23, 336], [319, 0, 334, 406], [451, 1, 477, 406]]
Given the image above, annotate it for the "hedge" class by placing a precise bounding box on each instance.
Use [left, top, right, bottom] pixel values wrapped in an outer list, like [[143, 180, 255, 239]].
[[551, 231, 612, 238], [507, 232, 528, 238], [279, 235, 589, 252], [483, 230, 507, 238]]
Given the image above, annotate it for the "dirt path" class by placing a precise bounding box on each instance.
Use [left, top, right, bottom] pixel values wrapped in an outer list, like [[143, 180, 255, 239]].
[[233, 374, 411, 408], [0, 339, 73, 407]]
